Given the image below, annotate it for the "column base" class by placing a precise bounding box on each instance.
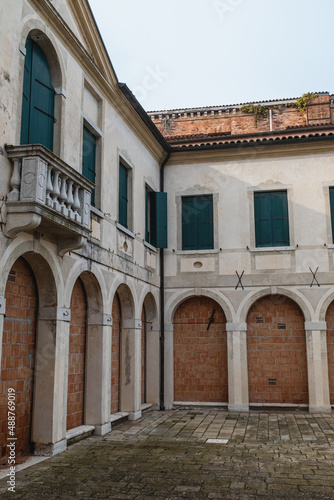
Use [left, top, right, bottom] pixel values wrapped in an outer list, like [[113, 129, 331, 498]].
[[164, 402, 174, 410], [309, 405, 332, 414], [94, 422, 112, 436], [34, 438, 67, 457], [228, 404, 249, 412], [128, 410, 142, 421]]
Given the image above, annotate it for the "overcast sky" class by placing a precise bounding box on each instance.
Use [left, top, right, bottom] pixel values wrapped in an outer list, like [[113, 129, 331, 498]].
[[88, 0, 334, 112]]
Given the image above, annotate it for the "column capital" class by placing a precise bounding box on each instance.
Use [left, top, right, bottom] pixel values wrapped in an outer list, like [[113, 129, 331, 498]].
[[304, 321, 327, 331], [122, 319, 142, 330], [39, 307, 71, 322], [87, 313, 112, 327], [226, 322, 247, 332]]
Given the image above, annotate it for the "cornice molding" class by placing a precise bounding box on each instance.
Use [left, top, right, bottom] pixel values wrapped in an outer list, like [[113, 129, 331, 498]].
[[27, 0, 165, 162], [167, 137, 334, 166]]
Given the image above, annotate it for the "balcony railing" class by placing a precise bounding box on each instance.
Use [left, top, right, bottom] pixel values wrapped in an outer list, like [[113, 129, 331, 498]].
[[5, 144, 94, 255]]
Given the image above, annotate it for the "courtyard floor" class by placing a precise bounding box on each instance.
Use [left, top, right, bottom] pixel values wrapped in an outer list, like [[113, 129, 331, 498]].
[[1, 408, 334, 499]]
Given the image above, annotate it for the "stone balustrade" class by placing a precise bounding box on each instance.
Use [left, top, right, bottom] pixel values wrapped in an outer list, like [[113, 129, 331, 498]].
[[5, 144, 94, 255]]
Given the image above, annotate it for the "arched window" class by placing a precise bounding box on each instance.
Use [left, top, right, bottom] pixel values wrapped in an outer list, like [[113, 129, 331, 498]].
[[20, 36, 55, 151]]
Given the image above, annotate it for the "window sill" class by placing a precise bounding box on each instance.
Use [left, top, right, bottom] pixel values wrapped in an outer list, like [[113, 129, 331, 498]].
[[90, 206, 104, 219], [327, 244, 334, 249], [144, 241, 158, 253], [176, 249, 219, 255], [249, 246, 295, 252], [116, 222, 135, 239]]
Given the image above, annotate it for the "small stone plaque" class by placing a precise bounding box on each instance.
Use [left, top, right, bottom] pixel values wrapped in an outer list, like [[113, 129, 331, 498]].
[[206, 438, 228, 444]]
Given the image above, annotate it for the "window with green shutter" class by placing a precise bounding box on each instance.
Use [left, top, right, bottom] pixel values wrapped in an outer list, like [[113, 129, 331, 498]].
[[145, 185, 151, 243], [145, 186, 168, 249], [254, 190, 289, 247], [20, 36, 55, 151], [119, 162, 128, 228], [329, 188, 334, 243], [182, 195, 214, 251], [82, 126, 96, 206], [150, 192, 167, 249]]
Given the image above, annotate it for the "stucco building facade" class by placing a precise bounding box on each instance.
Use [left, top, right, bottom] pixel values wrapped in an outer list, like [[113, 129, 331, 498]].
[[1, 0, 334, 460]]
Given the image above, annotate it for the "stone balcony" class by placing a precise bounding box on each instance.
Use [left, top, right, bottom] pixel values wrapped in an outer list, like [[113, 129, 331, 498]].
[[5, 144, 93, 256]]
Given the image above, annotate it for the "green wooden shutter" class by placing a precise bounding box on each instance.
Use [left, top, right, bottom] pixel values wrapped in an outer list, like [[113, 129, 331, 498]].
[[182, 196, 198, 250], [254, 192, 272, 247], [330, 188, 334, 243], [150, 192, 167, 249], [119, 163, 128, 228], [20, 37, 33, 145], [198, 195, 213, 249], [182, 195, 214, 250], [20, 37, 55, 150], [254, 191, 289, 247], [82, 126, 96, 206], [271, 191, 289, 246], [145, 186, 150, 243]]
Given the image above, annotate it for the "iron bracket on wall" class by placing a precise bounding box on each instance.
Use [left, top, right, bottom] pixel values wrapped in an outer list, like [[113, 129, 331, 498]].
[[235, 270, 245, 290], [309, 267, 320, 287]]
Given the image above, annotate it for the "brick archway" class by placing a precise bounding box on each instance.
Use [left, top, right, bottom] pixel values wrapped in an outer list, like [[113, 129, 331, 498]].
[[1, 257, 38, 458], [326, 301, 334, 404], [173, 296, 227, 403], [247, 295, 308, 404], [67, 278, 87, 430]]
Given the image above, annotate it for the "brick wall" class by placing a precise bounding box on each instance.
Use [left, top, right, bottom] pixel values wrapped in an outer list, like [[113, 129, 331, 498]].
[[0, 258, 37, 457], [67, 278, 86, 430], [326, 301, 334, 404], [247, 295, 308, 405], [150, 95, 333, 143], [111, 294, 120, 414], [141, 308, 146, 404], [173, 297, 227, 402]]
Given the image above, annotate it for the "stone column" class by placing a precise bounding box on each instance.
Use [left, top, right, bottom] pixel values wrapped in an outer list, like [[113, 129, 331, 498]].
[[86, 313, 113, 435], [226, 322, 249, 412], [305, 321, 331, 413], [164, 324, 174, 410], [32, 307, 71, 456], [146, 322, 160, 408], [120, 318, 142, 420]]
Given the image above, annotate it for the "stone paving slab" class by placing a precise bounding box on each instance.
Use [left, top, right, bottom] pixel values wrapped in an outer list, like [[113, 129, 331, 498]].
[[1, 408, 334, 499]]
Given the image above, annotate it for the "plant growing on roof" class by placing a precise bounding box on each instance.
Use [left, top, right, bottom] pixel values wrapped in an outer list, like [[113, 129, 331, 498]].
[[240, 104, 278, 127], [287, 92, 318, 114]]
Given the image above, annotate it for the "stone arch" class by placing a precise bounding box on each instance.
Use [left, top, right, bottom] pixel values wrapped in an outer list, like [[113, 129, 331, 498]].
[[0, 239, 63, 301], [108, 277, 138, 318], [166, 289, 233, 326], [317, 289, 334, 322], [173, 295, 228, 403], [246, 294, 308, 405], [64, 260, 107, 312], [238, 287, 312, 324], [19, 20, 65, 155], [111, 284, 140, 416], [325, 300, 334, 404], [0, 248, 60, 456], [66, 269, 106, 430], [140, 292, 159, 407]]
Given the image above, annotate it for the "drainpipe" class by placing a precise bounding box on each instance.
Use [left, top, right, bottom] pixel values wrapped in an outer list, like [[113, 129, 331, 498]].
[[159, 150, 170, 411]]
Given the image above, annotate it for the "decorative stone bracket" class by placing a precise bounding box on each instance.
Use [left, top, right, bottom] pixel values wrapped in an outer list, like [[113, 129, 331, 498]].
[[5, 144, 93, 256]]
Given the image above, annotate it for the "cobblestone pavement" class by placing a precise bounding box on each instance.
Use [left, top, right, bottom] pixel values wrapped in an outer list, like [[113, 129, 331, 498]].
[[1, 408, 334, 499]]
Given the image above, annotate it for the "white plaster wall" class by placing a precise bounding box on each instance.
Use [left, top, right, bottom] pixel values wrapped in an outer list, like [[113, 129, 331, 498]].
[[164, 151, 334, 280], [0, 0, 161, 278]]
